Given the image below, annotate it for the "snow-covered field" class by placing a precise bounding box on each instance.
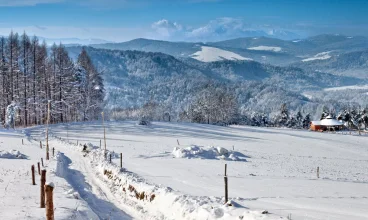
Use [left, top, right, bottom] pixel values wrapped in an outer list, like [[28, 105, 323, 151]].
[[1, 121, 368, 220], [190, 46, 252, 62], [247, 46, 282, 52], [302, 52, 332, 62], [324, 85, 368, 91]]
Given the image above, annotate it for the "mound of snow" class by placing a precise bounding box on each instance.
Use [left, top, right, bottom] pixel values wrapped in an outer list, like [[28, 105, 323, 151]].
[[0, 150, 27, 159], [247, 46, 282, 52], [302, 51, 332, 62], [55, 152, 70, 178], [190, 46, 252, 62], [172, 145, 247, 161]]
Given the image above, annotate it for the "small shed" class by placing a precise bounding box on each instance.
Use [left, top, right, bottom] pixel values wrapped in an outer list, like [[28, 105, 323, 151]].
[[310, 120, 322, 131]]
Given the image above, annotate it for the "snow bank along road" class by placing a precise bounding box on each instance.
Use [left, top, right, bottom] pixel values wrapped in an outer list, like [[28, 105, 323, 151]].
[[1, 121, 368, 219]]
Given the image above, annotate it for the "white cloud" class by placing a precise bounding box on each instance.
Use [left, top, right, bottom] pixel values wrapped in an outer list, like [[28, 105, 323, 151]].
[[150, 17, 302, 42], [151, 19, 183, 39]]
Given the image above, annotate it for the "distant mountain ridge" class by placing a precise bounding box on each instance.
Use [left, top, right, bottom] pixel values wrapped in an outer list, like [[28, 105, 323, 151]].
[[89, 34, 368, 68], [65, 46, 366, 114]]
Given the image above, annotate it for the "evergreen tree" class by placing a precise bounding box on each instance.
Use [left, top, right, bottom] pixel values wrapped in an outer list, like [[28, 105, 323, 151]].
[[302, 113, 311, 129]]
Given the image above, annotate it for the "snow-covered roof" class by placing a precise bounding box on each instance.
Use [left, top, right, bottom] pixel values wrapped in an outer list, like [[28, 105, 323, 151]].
[[320, 118, 343, 126], [311, 118, 343, 126], [311, 121, 321, 125]]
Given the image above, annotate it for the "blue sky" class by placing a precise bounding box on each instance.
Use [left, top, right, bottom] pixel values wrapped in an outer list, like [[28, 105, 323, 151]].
[[0, 0, 367, 42]]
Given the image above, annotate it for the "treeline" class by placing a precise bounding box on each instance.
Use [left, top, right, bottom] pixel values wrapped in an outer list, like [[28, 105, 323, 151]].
[[110, 82, 368, 130], [0, 32, 104, 128]]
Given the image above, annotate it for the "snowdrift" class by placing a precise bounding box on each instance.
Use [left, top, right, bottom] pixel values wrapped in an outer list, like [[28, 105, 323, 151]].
[[0, 150, 27, 159], [172, 145, 248, 161], [82, 147, 271, 220]]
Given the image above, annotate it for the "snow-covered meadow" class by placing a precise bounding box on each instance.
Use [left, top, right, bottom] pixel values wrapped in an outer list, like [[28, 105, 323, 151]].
[[1, 121, 368, 219]]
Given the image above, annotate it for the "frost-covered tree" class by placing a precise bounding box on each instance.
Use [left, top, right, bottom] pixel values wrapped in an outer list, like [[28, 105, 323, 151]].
[[302, 113, 311, 129], [275, 103, 289, 127], [76, 47, 104, 121], [0, 31, 104, 127], [5, 101, 18, 129]]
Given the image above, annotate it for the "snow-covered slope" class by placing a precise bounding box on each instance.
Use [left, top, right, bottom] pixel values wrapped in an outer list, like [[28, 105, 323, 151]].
[[324, 84, 368, 91], [247, 46, 282, 52], [302, 51, 332, 62], [23, 121, 368, 220], [190, 46, 253, 62]]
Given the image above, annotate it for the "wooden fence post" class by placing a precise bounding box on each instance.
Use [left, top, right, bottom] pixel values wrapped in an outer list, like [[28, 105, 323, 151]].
[[109, 154, 112, 163], [102, 112, 107, 158], [40, 141, 42, 149], [45, 182, 54, 220], [22, 139, 24, 145], [224, 163, 228, 204], [46, 148, 49, 161], [46, 101, 50, 160], [120, 153, 122, 168], [40, 170, 46, 208], [317, 167, 320, 179], [41, 158, 44, 167], [52, 148, 55, 157], [31, 165, 35, 185], [38, 162, 41, 175]]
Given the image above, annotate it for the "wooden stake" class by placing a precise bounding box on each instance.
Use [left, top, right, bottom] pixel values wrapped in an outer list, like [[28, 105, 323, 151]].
[[102, 112, 107, 158], [31, 165, 35, 185], [45, 183, 54, 220], [40, 141, 42, 149], [46, 101, 50, 160], [40, 170, 46, 208], [317, 167, 320, 179], [224, 163, 228, 204], [120, 153, 122, 168], [38, 162, 41, 175], [52, 148, 55, 157], [22, 139, 24, 145], [41, 158, 44, 167], [109, 153, 112, 163], [100, 139, 102, 149]]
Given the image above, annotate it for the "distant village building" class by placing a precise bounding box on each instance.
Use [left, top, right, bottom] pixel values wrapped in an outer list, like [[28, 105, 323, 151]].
[[310, 115, 344, 131]]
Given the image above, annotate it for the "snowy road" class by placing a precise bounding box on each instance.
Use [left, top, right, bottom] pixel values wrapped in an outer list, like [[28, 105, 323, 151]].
[[25, 127, 138, 219]]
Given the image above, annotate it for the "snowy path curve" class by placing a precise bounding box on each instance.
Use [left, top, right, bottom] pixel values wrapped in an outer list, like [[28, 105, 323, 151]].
[[25, 128, 139, 220]]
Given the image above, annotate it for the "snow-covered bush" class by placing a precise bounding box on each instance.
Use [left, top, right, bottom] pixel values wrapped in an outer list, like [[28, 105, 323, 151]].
[[138, 117, 151, 126]]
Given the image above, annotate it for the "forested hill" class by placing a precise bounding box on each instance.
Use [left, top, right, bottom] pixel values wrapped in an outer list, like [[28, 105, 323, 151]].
[[66, 46, 367, 121]]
